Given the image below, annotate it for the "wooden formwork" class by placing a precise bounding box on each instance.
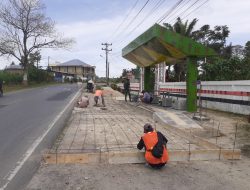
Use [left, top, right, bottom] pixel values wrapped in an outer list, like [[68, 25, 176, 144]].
[[44, 149, 241, 164]]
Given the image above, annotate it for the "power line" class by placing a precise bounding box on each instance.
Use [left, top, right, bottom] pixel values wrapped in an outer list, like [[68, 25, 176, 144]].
[[122, 0, 167, 39], [113, 0, 208, 56], [156, 0, 185, 23], [167, 0, 202, 24], [182, 0, 209, 20], [110, 0, 140, 41], [114, 0, 168, 50], [162, 0, 192, 22], [112, 0, 151, 43], [114, 0, 184, 54]]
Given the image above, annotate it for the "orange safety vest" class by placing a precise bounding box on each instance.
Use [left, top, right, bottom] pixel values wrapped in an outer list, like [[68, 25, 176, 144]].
[[142, 131, 169, 165], [95, 90, 103, 97]]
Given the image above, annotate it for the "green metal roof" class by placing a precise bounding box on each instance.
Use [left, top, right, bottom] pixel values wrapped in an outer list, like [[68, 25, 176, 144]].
[[122, 24, 216, 67]]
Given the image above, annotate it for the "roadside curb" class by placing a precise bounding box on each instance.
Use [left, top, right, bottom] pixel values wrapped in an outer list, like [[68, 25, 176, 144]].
[[1, 87, 82, 190]]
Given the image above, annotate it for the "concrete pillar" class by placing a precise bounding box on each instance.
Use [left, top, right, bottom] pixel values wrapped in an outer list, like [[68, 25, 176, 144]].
[[186, 57, 197, 112]]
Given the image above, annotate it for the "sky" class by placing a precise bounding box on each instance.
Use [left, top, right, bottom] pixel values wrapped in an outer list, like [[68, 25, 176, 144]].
[[0, 0, 250, 77]]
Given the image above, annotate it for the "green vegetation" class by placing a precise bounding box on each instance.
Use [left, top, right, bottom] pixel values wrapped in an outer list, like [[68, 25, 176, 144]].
[[3, 82, 60, 93], [0, 71, 23, 84], [28, 66, 54, 83], [0, 67, 54, 85], [0, 66, 56, 93], [163, 17, 250, 81]]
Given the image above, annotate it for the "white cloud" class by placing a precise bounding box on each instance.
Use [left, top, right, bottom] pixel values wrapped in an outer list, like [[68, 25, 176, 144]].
[[1, 0, 250, 77]]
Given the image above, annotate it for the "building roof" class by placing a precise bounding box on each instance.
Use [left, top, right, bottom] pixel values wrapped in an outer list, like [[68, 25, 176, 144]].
[[5, 65, 23, 70], [58, 59, 92, 67]]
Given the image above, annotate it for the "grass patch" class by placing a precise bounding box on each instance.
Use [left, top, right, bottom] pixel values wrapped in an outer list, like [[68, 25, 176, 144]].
[[3, 82, 62, 93]]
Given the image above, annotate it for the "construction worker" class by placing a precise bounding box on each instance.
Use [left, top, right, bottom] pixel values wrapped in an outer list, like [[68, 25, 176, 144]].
[[87, 79, 94, 93], [137, 123, 169, 169], [77, 95, 89, 108], [123, 77, 131, 102], [94, 86, 105, 107], [140, 90, 153, 103]]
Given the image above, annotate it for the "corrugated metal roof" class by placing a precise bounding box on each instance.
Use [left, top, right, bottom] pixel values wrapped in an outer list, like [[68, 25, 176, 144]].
[[58, 59, 92, 67]]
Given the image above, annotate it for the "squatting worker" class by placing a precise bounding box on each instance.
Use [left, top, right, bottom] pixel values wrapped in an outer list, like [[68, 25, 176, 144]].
[[94, 86, 105, 107], [137, 123, 169, 169], [77, 95, 89, 108]]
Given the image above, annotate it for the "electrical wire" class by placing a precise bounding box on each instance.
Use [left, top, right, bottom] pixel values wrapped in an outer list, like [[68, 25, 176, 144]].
[[182, 0, 209, 20], [123, 0, 167, 39], [167, 0, 202, 24], [113, 0, 167, 50], [162, 0, 192, 22], [156, 0, 185, 23], [112, 0, 151, 43], [111, 0, 209, 58], [110, 0, 140, 41]]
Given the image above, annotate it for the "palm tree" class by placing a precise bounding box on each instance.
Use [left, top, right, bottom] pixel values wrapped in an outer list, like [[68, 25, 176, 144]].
[[163, 17, 198, 81]]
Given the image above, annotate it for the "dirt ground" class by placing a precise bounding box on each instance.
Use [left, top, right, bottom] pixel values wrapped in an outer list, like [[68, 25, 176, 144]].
[[26, 158, 250, 190], [26, 108, 250, 190], [185, 109, 250, 157]]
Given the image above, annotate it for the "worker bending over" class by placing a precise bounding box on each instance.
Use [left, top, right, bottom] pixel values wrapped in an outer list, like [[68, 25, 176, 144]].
[[94, 86, 105, 107]]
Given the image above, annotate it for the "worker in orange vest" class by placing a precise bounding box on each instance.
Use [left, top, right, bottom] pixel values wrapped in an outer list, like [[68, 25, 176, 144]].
[[137, 123, 169, 169], [94, 86, 105, 107]]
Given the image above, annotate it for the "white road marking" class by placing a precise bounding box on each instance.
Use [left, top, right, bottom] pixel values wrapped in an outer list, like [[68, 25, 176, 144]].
[[0, 88, 81, 190]]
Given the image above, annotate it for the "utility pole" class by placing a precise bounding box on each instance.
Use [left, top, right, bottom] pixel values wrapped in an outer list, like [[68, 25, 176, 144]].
[[47, 56, 50, 82], [47, 56, 50, 68], [101, 43, 112, 85]]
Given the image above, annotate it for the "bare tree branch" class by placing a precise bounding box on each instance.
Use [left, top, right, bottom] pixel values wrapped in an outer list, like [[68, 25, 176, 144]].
[[0, 0, 75, 83]]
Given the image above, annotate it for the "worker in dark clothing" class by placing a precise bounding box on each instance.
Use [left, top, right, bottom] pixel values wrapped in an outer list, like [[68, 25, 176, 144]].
[[0, 79, 3, 97], [123, 78, 131, 102], [137, 123, 169, 169], [140, 90, 153, 103]]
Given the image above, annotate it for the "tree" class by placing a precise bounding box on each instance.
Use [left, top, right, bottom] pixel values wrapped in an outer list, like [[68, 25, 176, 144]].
[[0, 0, 74, 85], [163, 17, 198, 81], [192, 25, 230, 57], [191, 24, 231, 80], [244, 41, 250, 59], [164, 17, 198, 36], [29, 50, 41, 68], [132, 66, 140, 79]]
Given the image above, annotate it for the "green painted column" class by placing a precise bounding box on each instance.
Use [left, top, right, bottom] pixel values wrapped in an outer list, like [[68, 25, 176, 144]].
[[186, 57, 198, 112], [144, 66, 151, 92], [144, 66, 155, 92]]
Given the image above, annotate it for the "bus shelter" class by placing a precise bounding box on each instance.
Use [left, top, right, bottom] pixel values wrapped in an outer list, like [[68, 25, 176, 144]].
[[122, 24, 216, 112]]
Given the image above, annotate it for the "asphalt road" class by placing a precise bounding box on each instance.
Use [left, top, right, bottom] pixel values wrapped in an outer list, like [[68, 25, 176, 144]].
[[0, 83, 80, 189]]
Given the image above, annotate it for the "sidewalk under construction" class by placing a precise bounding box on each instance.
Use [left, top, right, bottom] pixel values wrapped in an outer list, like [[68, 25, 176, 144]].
[[44, 88, 240, 164]]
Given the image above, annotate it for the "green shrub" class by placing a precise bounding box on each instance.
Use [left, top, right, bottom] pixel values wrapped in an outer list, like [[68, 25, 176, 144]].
[[0, 71, 23, 84], [28, 66, 53, 83], [110, 83, 117, 90]]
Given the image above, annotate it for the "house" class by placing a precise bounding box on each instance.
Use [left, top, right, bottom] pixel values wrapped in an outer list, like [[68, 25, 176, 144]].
[[50, 59, 95, 81], [5, 64, 24, 75]]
